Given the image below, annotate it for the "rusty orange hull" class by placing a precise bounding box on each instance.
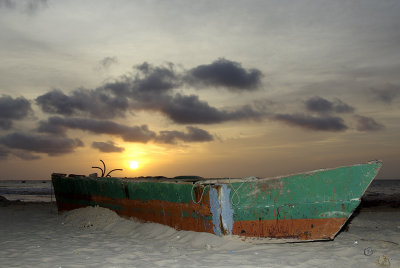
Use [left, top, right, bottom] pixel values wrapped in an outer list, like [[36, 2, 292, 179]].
[[52, 161, 382, 241]]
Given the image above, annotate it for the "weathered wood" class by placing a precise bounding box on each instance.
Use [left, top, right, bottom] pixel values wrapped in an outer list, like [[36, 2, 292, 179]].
[[52, 160, 382, 242]]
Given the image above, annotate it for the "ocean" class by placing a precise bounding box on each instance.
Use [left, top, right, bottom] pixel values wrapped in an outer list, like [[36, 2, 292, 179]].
[[0, 180, 54, 202], [0, 179, 399, 206]]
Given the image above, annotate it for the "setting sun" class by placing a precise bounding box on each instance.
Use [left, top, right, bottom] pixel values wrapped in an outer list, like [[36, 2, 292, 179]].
[[129, 160, 139, 170]]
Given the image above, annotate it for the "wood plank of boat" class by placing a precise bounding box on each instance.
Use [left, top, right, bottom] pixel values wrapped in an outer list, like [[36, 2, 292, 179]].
[[51, 160, 382, 242]]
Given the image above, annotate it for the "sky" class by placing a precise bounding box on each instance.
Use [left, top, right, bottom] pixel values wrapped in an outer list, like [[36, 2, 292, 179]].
[[0, 0, 399, 180]]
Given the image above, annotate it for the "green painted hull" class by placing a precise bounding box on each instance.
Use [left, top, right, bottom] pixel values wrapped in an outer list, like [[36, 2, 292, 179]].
[[52, 161, 382, 241]]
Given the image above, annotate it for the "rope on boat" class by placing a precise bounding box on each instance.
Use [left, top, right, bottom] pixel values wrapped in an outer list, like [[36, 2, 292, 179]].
[[229, 176, 258, 206], [191, 176, 258, 205], [191, 182, 210, 204]]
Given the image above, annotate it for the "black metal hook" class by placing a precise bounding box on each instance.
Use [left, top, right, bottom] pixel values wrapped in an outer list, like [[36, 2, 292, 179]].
[[92, 159, 122, 177]]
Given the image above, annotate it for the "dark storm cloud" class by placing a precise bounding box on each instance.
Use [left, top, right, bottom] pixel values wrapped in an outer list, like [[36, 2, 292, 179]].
[[134, 90, 265, 124], [354, 115, 385, 131], [161, 94, 228, 124], [100, 56, 118, 68], [0, 132, 83, 156], [0, 145, 41, 160], [370, 85, 400, 103], [332, 99, 355, 113], [186, 58, 262, 91], [36, 62, 179, 119], [305, 96, 332, 113], [38, 116, 215, 144], [24, 0, 47, 13], [273, 114, 348, 132], [35, 89, 130, 119], [0, 144, 40, 160], [156, 126, 214, 144], [0, 119, 12, 130], [305, 96, 354, 114], [12, 151, 41, 160], [98, 62, 179, 112], [92, 141, 125, 153], [0, 0, 48, 14], [36, 59, 266, 124], [37, 116, 156, 143], [131, 62, 179, 97], [36, 62, 263, 124], [161, 94, 264, 124], [0, 0, 15, 9], [0, 95, 32, 130]]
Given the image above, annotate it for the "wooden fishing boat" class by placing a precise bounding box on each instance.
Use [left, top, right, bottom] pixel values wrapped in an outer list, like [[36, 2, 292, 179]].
[[52, 160, 382, 242]]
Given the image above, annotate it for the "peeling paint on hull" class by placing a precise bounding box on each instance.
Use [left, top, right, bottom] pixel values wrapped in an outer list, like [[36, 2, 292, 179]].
[[56, 196, 214, 233], [232, 218, 347, 240], [52, 160, 382, 242]]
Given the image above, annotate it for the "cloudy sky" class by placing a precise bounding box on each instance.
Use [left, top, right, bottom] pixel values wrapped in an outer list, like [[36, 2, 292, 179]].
[[1, 0, 399, 179]]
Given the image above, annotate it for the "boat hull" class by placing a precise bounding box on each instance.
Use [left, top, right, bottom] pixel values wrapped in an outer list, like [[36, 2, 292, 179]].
[[52, 161, 382, 242]]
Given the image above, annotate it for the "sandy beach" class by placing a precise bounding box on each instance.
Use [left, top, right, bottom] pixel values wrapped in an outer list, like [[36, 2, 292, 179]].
[[0, 199, 399, 268]]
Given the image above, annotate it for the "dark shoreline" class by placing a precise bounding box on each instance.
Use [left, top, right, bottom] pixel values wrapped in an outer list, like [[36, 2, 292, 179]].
[[361, 197, 400, 208], [0, 195, 56, 206]]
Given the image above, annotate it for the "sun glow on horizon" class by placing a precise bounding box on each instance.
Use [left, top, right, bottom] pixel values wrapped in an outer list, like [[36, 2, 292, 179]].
[[129, 160, 139, 170]]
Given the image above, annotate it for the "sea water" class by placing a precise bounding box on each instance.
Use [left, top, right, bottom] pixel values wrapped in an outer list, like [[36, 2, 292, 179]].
[[362, 179, 400, 207], [0, 180, 54, 202], [0, 179, 399, 204]]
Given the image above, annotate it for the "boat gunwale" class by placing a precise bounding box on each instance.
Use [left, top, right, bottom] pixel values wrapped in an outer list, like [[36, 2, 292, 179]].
[[198, 159, 382, 185], [52, 160, 382, 185]]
